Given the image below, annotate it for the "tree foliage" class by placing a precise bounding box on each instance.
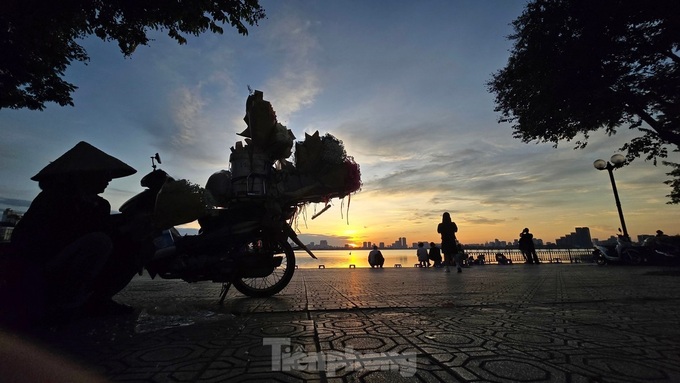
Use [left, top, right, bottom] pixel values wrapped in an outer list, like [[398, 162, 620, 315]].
[[0, 0, 266, 110], [487, 0, 680, 203]]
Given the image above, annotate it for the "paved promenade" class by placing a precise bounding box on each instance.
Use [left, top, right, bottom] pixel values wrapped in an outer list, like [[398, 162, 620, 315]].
[[4, 263, 680, 382]]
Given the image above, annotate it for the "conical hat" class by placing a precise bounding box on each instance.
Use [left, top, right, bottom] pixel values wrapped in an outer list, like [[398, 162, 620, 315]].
[[31, 141, 137, 181]]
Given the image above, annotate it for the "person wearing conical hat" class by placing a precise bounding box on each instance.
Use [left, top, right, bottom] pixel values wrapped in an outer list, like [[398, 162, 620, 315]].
[[9, 142, 139, 324]]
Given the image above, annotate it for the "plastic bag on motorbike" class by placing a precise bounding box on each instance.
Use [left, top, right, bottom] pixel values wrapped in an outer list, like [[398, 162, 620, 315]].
[[154, 178, 207, 229]]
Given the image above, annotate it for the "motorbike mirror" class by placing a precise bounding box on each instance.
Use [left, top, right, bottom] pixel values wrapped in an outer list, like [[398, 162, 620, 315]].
[[151, 153, 162, 170]]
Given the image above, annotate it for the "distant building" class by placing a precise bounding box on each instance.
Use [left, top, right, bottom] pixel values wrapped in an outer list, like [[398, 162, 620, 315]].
[[2, 208, 21, 225], [1, 208, 22, 242], [555, 227, 592, 248], [593, 236, 618, 246], [0, 225, 12, 242], [486, 239, 508, 248], [390, 237, 407, 249]]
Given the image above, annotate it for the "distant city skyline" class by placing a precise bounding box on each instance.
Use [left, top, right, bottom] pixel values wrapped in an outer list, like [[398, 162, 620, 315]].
[[303, 226, 603, 250], [0, 207, 666, 251]]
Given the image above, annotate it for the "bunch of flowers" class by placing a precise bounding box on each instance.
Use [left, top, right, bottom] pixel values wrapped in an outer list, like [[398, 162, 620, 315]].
[[206, 90, 361, 210], [284, 131, 362, 203], [237, 91, 295, 162]]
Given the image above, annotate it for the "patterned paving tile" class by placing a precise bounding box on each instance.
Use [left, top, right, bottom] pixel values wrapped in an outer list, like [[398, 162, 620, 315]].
[[4, 265, 680, 382]]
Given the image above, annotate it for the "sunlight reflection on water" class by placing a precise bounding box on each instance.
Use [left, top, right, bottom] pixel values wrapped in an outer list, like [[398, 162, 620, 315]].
[[296, 249, 414, 269]]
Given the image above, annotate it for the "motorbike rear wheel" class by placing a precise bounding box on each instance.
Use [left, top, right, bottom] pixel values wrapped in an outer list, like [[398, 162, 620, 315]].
[[624, 249, 643, 265], [232, 239, 296, 297]]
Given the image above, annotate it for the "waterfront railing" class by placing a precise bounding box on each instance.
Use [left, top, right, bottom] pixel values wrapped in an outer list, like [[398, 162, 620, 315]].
[[298, 248, 596, 268], [463, 248, 593, 264]]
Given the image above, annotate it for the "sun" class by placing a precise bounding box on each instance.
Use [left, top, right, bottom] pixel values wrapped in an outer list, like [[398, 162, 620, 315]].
[[341, 229, 363, 248]]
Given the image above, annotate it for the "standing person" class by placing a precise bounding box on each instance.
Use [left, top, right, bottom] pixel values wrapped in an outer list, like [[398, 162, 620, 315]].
[[437, 212, 460, 273], [428, 242, 442, 268], [518, 228, 531, 263], [367, 245, 384, 268], [520, 228, 540, 264], [7, 142, 141, 324], [416, 242, 429, 267]]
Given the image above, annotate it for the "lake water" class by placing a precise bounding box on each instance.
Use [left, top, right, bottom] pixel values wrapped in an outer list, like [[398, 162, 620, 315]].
[[294, 248, 593, 268], [295, 249, 415, 269]]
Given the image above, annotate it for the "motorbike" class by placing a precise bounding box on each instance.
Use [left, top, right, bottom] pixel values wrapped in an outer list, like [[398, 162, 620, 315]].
[[592, 230, 645, 265], [641, 235, 680, 265], [116, 91, 361, 303], [118, 153, 318, 303]]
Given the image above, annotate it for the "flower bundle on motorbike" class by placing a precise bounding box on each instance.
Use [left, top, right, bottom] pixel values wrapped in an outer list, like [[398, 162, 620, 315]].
[[200, 90, 362, 226]]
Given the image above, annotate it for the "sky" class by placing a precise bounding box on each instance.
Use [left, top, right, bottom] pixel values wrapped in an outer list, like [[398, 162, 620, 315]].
[[1, 0, 679, 247]]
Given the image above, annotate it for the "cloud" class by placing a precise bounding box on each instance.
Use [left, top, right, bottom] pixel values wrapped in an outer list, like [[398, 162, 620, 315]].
[[465, 215, 508, 225], [262, 15, 322, 122], [296, 233, 352, 245], [170, 87, 206, 148], [0, 198, 32, 209]]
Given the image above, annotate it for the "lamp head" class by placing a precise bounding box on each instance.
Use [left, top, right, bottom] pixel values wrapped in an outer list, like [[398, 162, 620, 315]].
[[610, 154, 625, 167], [593, 159, 608, 170]]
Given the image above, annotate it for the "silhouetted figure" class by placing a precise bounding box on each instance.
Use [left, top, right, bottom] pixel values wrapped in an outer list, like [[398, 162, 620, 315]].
[[519, 228, 540, 264], [6, 142, 140, 326], [455, 241, 466, 270], [495, 253, 511, 265], [428, 242, 442, 267], [416, 242, 429, 267], [368, 245, 384, 268], [437, 212, 461, 273], [518, 228, 531, 263]]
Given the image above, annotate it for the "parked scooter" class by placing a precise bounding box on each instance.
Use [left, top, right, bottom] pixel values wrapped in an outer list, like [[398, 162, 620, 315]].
[[592, 230, 645, 265], [641, 234, 680, 265], [118, 153, 317, 302]]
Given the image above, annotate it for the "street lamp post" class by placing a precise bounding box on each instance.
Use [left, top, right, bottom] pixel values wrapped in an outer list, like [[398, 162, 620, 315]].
[[593, 154, 629, 239]]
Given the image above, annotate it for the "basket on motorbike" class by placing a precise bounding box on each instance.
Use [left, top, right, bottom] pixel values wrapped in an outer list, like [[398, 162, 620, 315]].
[[230, 150, 271, 197]]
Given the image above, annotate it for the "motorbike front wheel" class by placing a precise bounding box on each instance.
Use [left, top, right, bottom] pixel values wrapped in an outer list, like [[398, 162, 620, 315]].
[[232, 239, 296, 297]]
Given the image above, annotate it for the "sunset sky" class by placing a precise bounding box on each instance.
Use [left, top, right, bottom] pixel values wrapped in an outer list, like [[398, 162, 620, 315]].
[[1, 0, 679, 247]]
